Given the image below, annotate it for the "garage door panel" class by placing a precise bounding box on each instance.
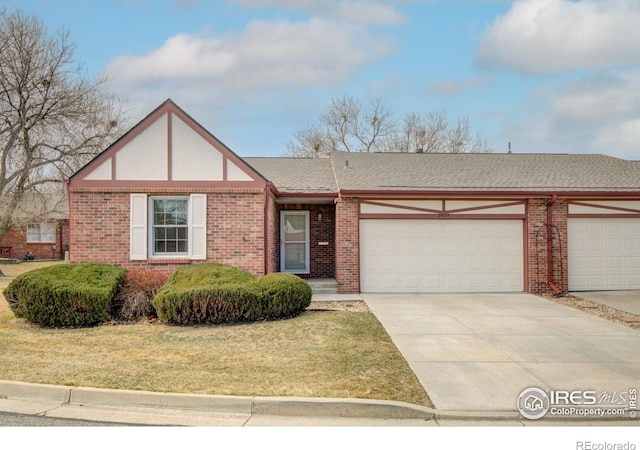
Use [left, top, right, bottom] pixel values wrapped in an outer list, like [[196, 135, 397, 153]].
[[569, 218, 640, 291], [360, 219, 523, 293], [626, 238, 640, 252]]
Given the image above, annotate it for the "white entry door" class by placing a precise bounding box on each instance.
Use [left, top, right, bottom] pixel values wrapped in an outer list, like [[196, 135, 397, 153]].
[[280, 211, 310, 274]]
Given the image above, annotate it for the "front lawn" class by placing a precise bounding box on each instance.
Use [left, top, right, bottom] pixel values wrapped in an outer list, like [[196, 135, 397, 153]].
[[0, 261, 432, 407]]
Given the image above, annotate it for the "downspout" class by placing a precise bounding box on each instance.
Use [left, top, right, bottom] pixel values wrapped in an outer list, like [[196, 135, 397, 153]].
[[547, 195, 561, 295], [263, 182, 273, 276]]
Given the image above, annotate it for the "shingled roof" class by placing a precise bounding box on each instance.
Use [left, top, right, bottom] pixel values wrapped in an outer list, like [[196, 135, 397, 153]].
[[331, 152, 640, 193], [244, 157, 338, 194], [247, 152, 640, 195]]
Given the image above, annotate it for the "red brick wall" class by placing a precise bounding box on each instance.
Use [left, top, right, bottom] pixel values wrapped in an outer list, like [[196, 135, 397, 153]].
[[335, 197, 359, 293], [266, 193, 279, 274], [69, 189, 266, 276], [0, 220, 68, 260], [207, 191, 265, 276], [527, 198, 568, 295], [278, 203, 335, 278]]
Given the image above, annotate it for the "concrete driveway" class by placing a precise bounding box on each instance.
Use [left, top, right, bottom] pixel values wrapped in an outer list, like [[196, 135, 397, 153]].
[[363, 293, 640, 414]]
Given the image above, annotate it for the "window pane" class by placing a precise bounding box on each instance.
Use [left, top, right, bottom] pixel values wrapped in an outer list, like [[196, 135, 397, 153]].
[[155, 241, 166, 253], [27, 224, 40, 242], [152, 198, 189, 255], [284, 216, 306, 241], [42, 223, 56, 234], [284, 243, 306, 270]]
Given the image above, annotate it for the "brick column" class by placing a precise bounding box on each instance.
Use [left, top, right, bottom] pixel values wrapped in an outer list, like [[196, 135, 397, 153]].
[[527, 198, 568, 295], [335, 197, 359, 293]]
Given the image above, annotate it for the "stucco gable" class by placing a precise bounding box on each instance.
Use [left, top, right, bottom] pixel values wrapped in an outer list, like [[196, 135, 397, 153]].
[[69, 99, 265, 189]]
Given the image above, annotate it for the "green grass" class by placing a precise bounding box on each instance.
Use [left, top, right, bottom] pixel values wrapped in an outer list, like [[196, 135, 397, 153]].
[[0, 262, 432, 407]]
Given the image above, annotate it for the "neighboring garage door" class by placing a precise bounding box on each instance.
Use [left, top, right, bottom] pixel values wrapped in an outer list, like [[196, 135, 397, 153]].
[[360, 219, 524, 293], [568, 218, 640, 290]]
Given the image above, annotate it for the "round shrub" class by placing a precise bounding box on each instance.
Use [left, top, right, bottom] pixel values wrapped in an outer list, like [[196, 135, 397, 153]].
[[152, 263, 312, 325], [254, 272, 312, 319], [3, 263, 126, 327], [152, 263, 259, 325]]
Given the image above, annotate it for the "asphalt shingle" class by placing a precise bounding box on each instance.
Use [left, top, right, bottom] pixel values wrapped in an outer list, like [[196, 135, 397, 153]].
[[244, 157, 338, 194], [246, 152, 640, 194]]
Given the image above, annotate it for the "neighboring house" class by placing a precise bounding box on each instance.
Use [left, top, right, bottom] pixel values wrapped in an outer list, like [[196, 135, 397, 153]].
[[0, 194, 69, 260], [68, 99, 640, 295]]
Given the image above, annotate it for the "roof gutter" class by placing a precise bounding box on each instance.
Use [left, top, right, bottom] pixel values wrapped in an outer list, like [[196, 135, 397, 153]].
[[547, 194, 562, 295]]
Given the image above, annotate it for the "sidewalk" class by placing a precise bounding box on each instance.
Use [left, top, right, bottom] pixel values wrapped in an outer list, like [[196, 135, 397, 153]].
[[1, 380, 637, 426], [0, 380, 435, 426]]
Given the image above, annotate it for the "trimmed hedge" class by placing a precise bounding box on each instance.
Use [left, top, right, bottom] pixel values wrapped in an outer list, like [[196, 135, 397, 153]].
[[152, 263, 312, 325], [3, 263, 126, 327], [254, 272, 312, 319]]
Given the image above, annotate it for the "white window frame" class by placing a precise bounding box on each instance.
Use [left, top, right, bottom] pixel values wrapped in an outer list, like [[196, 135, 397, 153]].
[[129, 193, 207, 261], [149, 196, 189, 257], [26, 223, 56, 243], [280, 211, 310, 274]]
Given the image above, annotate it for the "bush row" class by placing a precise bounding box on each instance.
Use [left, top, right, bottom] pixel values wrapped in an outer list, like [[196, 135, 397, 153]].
[[153, 265, 312, 325], [4, 263, 126, 327], [3, 263, 312, 327]]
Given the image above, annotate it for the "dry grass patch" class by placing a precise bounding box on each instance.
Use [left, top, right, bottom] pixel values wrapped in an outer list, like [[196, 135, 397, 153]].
[[0, 262, 431, 407]]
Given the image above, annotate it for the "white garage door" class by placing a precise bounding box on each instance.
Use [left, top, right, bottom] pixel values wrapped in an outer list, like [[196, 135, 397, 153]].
[[360, 220, 523, 293], [568, 218, 640, 290]]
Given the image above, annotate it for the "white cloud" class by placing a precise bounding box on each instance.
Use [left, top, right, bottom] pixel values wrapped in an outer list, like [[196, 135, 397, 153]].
[[477, 0, 640, 74], [106, 18, 396, 90], [232, 0, 407, 25], [551, 72, 640, 123], [595, 119, 640, 157], [496, 69, 640, 158]]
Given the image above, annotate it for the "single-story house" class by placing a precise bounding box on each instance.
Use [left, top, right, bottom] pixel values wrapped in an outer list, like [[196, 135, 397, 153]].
[[0, 193, 69, 261], [67, 99, 640, 295]]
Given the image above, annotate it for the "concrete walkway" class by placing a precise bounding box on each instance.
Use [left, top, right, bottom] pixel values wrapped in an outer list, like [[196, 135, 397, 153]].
[[573, 290, 640, 315], [362, 293, 640, 416]]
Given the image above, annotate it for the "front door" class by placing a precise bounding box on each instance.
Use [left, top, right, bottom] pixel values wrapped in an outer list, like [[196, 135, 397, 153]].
[[280, 211, 310, 274]]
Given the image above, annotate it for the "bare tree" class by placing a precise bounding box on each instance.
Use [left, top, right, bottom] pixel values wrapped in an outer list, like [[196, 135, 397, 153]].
[[285, 95, 492, 157], [286, 95, 395, 157], [0, 9, 126, 241]]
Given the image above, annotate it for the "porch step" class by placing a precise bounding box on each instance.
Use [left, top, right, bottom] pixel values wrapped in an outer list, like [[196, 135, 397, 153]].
[[306, 278, 338, 295]]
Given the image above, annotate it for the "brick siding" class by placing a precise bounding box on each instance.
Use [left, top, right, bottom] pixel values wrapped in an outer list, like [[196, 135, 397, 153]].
[[527, 198, 569, 295], [335, 197, 359, 293], [69, 189, 266, 276]]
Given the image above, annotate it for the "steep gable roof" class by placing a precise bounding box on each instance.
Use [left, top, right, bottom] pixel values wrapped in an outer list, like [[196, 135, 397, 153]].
[[69, 99, 265, 189]]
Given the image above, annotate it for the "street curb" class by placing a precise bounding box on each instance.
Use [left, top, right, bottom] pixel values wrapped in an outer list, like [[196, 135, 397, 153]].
[[434, 410, 521, 421], [0, 380, 433, 420], [252, 396, 434, 419]]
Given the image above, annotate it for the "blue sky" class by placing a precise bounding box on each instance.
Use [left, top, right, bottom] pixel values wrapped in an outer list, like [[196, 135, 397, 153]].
[[3, 0, 639, 159]]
